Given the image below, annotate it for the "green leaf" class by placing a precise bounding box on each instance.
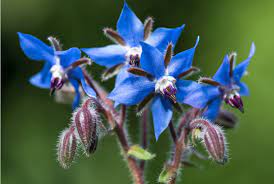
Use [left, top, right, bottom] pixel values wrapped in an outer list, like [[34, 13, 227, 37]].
[[158, 165, 176, 183], [127, 145, 156, 160]]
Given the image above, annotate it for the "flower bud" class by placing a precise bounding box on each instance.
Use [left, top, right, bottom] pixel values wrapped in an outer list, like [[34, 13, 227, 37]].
[[73, 98, 99, 155], [216, 109, 238, 128], [57, 126, 77, 169], [189, 118, 228, 164]]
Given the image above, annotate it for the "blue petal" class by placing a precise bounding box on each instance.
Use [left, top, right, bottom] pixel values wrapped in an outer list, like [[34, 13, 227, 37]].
[[18, 32, 54, 63], [151, 95, 173, 141], [108, 76, 155, 105], [116, 2, 144, 46], [140, 42, 165, 79], [167, 37, 199, 78], [80, 78, 96, 97], [233, 43, 255, 82], [113, 65, 131, 107], [69, 79, 81, 109], [183, 85, 221, 109], [176, 80, 200, 103], [82, 45, 126, 68], [212, 55, 231, 86], [115, 64, 130, 87], [145, 25, 185, 53], [202, 97, 222, 121], [237, 82, 250, 96], [56, 48, 81, 68], [29, 62, 52, 88]]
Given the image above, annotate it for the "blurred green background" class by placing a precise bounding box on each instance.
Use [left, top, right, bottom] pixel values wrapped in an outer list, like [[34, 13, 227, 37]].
[[2, 0, 274, 183]]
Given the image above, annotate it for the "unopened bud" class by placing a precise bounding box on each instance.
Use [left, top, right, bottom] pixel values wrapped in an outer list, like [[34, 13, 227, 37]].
[[57, 126, 77, 169], [189, 118, 228, 164], [73, 98, 99, 155], [216, 109, 238, 128]]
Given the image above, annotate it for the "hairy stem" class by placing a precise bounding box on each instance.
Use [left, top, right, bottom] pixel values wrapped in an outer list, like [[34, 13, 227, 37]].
[[177, 108, 200, 136], [169, 120, 177, 143], [82, 71, 143, 184], [140, 109, 148, 171], [168, 130, 188, 184], [119, 105, 127, 127]]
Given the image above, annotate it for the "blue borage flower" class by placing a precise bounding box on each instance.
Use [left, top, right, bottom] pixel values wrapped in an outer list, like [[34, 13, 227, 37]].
[[82, 2, 184, 86], [108, 37, 200, 140], [184, 43, 255, 120], [18, 32, 96, 109]]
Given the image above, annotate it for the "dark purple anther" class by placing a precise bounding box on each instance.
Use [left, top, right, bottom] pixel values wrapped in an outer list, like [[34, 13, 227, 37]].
[[163, 85, 177, 103], [50, 77, 64, 95], [51, 77, 64, 90], [225, 93, 244, 113], [129, 54, 140, 67]]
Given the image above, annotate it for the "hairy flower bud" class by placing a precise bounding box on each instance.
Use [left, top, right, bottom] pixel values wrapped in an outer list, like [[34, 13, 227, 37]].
[[73, 98, 100, 155], [57, 126, 77, 169], [189, 118, 228, 164]]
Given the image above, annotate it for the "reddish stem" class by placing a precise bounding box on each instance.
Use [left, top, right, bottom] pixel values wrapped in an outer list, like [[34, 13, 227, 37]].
[[169, 120, 177, 143], [140, 109, 148, 171], [81, 70, 143, 184]]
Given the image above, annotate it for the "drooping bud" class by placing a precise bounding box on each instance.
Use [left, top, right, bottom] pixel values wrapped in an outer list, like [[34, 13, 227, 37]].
[[155, 76, 177, 103], [57, 126, 77, 169], [224, 91, 244, 113], [189, 118, 228, 164], [125, 47, 142, 67], [73, 98, 100, 155], [216, 109, 238, 128]]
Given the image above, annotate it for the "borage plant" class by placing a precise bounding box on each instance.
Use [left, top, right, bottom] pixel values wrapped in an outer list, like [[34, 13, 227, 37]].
[[18, 2, 255, 184]]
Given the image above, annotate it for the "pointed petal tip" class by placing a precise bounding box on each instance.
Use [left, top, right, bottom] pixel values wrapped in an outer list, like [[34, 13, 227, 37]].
[[194, 36, 200, 48], [17, 32, 23, 37], [154, 133, 160, 141], [179, 24, 185, 30], [123, 0, 128, 6], [249, 42, 256, 58]]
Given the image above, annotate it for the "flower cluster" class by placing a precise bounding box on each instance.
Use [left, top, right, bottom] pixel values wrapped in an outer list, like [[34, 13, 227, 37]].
[[18, 2, 255, 184]]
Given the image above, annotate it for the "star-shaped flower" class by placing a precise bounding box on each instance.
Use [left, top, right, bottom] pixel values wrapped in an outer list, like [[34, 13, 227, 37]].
[[82, 2, 184, 86], [108, 38, 200, 140], [184, 43, 255, 120], [18, 32, 96, 109]]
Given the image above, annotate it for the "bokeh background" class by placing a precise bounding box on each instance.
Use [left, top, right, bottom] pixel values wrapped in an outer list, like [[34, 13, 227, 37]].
[[2, 0, 274, 183]]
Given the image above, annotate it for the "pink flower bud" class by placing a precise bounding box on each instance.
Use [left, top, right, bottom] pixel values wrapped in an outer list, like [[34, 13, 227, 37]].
[[57, 126, 77, 169], [189, 118, 228, 164], [73, 98, 99, 155]]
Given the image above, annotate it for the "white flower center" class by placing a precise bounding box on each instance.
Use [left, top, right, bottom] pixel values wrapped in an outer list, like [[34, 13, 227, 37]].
[[50, 56, 66, 79], [155, 76, 177, 93], [50, 64, 65, 79], [125, 46, 142, 66], [155, 76, 177, 103]]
